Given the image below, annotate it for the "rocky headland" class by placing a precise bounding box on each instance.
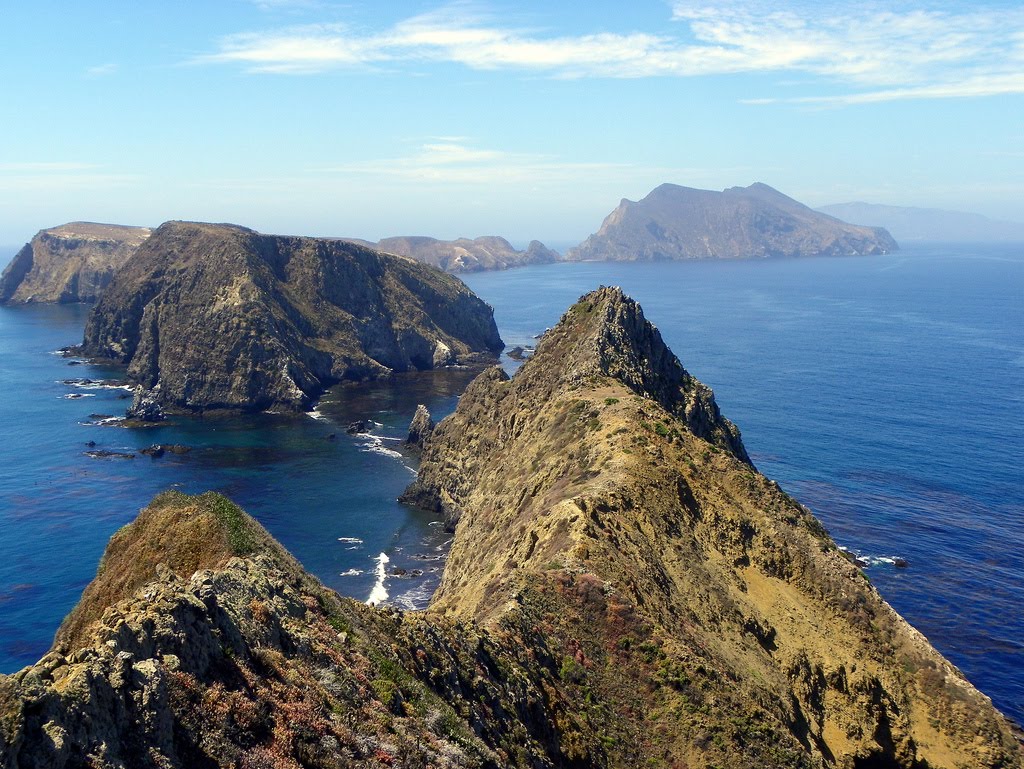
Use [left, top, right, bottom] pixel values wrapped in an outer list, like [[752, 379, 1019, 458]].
[[567, 183, 898, 261], [347, 236, 560, 273], [0, 288, 1019, 768], [0, 222, 151, 304], [78, 221, 503, 414]]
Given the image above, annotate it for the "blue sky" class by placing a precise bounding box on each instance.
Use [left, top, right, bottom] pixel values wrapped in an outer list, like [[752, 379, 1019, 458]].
[[1, 0, 1022, 247]]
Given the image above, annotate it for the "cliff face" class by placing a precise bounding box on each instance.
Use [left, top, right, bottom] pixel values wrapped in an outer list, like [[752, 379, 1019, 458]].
[[0, 223, 151, 304], [0, 492, 598, 768], [1, 289, 1019, 768], [567, 183, 898, 261], [406, 287, 1020, 767], [79, 222, 503, 413], [354, 235, 559, 273]]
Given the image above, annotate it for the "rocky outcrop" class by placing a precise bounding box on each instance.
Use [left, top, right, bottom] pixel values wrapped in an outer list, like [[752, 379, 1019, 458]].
[[79, 221, 504, 413], [405, 287, 1021, 767], [1, 289, 1019, 768], [567, 183, 898, 261], [405, 404, 435, 451], [0, 222, 150, 304], [352, 235, 560, 273]]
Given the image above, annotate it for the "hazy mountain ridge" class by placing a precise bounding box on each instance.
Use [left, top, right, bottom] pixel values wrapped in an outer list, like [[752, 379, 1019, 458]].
[[79, 221, 503, 414], [817, 202, 1024, 242], [344, 235, 560, 273], [0, 222, 151, 304], [568, 183, 898, 261]]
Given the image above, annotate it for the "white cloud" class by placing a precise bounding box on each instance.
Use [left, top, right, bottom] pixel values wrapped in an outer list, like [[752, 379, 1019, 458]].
[[0, 162, 136, 191], [195, 2, 1024, 102], [85, 63, 118, 78], [311, 140, 634, 184]]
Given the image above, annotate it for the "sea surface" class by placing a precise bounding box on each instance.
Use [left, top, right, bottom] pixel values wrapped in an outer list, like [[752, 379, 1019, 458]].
[[0, 243, 1021, 724]]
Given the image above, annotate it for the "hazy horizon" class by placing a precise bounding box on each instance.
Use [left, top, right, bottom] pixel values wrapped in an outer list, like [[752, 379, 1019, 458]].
[[2, 1, 1022, 246]]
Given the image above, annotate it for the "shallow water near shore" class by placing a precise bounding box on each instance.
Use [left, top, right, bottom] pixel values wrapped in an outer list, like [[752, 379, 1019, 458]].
[[0, 242, 1022, 724]]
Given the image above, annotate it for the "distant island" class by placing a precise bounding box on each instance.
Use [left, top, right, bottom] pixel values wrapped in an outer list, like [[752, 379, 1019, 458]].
[[346, 235, 559, 272], [0, 222, 150, 304], [567, 182, 898, 261], [816, 202, 1024, 242], [2, 288, 1019, 768], [78, 221, 503, 415]]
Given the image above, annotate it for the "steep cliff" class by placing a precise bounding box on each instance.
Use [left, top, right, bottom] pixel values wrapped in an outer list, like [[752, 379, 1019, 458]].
[[2, 289, 1019, 768], [567, 183, 898, 261], [0, 222, 150, 304], [405, 287, 1020, 767], [79, 222, 503, 413], [351, 235, 560, 273]]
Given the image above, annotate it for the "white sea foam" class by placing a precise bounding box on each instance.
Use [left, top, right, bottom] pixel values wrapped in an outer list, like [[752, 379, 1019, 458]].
[[337, 537, 363, 544], [358, 435, 404, 460], [366, 553, 390, 605], [61, 380, 133, 391], [80, 416, 126, 426], [393, 582, 434, 611], [339, 568, 364, 577], [62, 393, 95, 399], [306, 407, 327, 421]]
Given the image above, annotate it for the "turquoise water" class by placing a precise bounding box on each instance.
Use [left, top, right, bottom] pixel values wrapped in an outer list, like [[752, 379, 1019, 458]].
[[1, 243, 1022, 724]]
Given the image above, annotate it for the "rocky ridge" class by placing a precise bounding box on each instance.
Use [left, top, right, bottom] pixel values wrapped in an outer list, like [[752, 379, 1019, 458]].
[[79, 221, 503, 414], [405, 286, 1021, 766], [567, 183, 898, 261], [347, 236, 559, 273], [0, 222, 151, 304], [1, 288, 1019, 768]]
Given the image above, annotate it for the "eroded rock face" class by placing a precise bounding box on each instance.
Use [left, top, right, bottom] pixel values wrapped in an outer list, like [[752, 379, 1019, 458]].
[[405, 404, 435, 451], [405, 286, 1021, 767], [79, 221, 504, 413], [0, 222, 151, 304], [567, 183, 898, 261], [2, 290, 1019, 769], [353, 235, 560, 273]]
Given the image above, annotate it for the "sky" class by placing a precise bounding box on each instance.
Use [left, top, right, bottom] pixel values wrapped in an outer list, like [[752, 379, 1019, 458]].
[[1, 0, 1022, 247]]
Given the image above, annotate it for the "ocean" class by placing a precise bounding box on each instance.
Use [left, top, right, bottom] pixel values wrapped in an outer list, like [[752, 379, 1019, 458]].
[[0, 243, 1021, 724]]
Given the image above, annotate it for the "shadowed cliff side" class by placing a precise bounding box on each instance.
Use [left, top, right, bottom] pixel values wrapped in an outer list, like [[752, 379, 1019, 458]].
[[0, 223, 151, 304], [79, 221, 504, 414], [405, 286, 1021, 767]]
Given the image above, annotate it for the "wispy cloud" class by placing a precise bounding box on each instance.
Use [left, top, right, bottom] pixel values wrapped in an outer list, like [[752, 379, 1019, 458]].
[[85, 63, 118, 78], [195, 2, 1024, 103], [312, 140, 634, 184], [0, 162, 136, 191]]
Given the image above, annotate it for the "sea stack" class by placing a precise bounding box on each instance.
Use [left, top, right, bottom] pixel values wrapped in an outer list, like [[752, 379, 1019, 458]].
[[567, 183, 898, 261], [79, 221, 504, 414], [0, 222, 151, 304]]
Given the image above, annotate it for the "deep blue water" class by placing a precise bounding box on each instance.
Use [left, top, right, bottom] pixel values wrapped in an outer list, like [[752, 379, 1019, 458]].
[[1, 243, 1022, 725]]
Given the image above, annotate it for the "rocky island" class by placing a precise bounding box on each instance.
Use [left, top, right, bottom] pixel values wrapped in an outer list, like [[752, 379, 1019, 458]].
[[347, 235, 559, 273], [0, 222, 151, 304], [78, 221, 503, 414], [567, 183, 898, 261], [1, 288, 1019, 768]]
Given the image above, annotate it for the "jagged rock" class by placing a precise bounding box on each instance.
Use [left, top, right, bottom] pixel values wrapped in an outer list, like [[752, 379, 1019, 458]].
[[140, 444, 190, 458], [404, 286, 1021, 767], [354, 234, 561, 273], [126, 388, 164, 422], [345, 420, 371, 435], [2, 291, 1019, 769], [405, 404, 434, 451], [0, 222, 150, 304], [79, 221, 503, 413], [567, 182, 898, 261]]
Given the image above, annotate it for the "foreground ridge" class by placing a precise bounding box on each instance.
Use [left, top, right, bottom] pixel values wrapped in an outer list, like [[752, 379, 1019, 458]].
[[1, 289, 1019, 768]]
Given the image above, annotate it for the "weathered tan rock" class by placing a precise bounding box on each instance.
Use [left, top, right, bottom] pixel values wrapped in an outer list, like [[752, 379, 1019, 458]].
[[351, 235, 560, 273], [0, 222, 150, 304]]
